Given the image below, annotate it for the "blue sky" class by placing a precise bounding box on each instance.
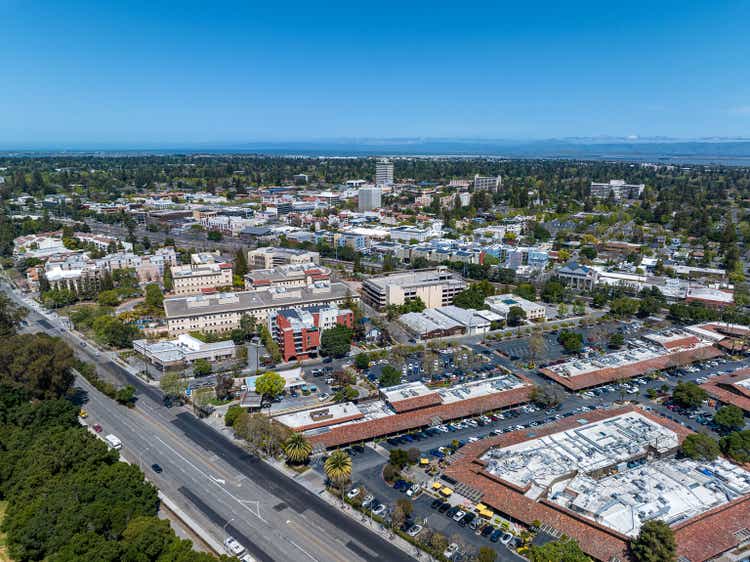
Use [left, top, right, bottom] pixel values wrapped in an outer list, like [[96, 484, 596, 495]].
[[1, 0, 749, 147]]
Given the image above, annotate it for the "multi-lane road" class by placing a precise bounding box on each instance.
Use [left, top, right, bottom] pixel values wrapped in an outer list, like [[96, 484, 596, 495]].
[[2, 280, 413, 562]]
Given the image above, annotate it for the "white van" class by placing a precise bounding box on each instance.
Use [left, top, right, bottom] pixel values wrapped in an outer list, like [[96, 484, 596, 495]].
[[104, 434, 122, 450]]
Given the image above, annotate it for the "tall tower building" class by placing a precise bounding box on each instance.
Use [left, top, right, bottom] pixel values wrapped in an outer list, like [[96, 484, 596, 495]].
[[358, 186, 382, 212], [375, 159, 394, 186]]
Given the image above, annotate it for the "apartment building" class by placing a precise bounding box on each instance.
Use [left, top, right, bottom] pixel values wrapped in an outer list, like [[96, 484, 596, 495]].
[[273, 306, 353, 362], [362, 267, 467, 310], [163, 282, 357, 336], [170, 262, 233, 295], [247, 247, 320, 269], [358, 186, 382, 211], [590, 179, 645, 200]]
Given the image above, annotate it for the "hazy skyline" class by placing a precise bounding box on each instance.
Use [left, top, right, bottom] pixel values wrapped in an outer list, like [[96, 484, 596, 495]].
[[2, 1, 749, 147]]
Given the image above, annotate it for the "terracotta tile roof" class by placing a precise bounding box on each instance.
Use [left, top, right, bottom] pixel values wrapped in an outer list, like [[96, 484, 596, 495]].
[[443, 406, 750, 562], [539, 346, 723, 390], [701, 368, 750, 413], [389, 393, 443, 413], [662, 335, 700, 350], [308, 377, 534, 448]]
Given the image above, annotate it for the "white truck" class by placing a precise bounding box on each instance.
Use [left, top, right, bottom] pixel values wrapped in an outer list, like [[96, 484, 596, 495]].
[[104, 434, 122, 450]]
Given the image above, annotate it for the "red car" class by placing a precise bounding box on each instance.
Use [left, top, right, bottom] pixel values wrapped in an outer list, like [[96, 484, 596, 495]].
[[93, 423, 103, 433]]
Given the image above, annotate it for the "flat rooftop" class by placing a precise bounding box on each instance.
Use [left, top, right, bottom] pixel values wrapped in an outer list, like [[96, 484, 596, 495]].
[[445, 406, 750, 562], [364, 268, 465, 291], [540, 335, 721, 390], [275, 402, 364, 432]]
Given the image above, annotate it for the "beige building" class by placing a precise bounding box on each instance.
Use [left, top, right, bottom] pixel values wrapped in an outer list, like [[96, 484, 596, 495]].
[[171, 262, 233, 295], [163, 281, 357, 336], [247, 247, 320, 269], [362, 267, 466, 310], [485, 294, 546, 322], [244, 262, 330, 291]]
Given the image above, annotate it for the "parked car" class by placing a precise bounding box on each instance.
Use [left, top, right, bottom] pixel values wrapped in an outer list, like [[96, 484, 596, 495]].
[[223, 537, 245, 557], [362, 495, 375, 508], [346, 487, 360, 500], [452, 510, 466, 522], [443, 543, 459, 559], [407, 525, 423, 537], [500, 532, 513, 545], [490, 529, 503, 542]]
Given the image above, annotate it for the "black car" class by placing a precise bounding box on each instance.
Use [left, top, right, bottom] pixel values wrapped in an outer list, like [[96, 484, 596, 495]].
[[438, 502, 451, 514], [151, 463, 163, 473], [431, 498, 443, 509], [458, 513, 475, 527], [481, 525, 494, 537], [446, 506, 459, 518]]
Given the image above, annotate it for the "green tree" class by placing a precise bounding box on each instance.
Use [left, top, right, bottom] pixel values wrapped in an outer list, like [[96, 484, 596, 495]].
[[144, 283, 163, 308], [259, 324, 281, 364], [630, 520, 677, 562], [389, 448, 409, 469], [162, 265, 173, 292], [207, 230, 223, 241], [115, 384, 136, 406], [224, 405, 245, 427], [320, 325, 353, 358], [0, 293, 27, 337], [254, 371, 285, 399], [680, 433, 720, 461], [379, 364, 401, 387], [324, 449, 352, 496], [720, 430, 750, 463], [557, 329, 583, 353], [507, 306, 527, 327], [529, 537, 592, 562], [159, 372, 186, 399], [234, 248, 248, 277], [713, 405, 745, 432], [540, 280, 566, 303], [98, 289, 121, 307], [608, 332, 625, 349], [355, 352, 370, 370], [192, 358, 212, 377], [92, 316, 140, 348], [284, 432, 312, 465], [671, 381, 708, 409], [0, 333, 75, 400], [514, 283, 536, 301]]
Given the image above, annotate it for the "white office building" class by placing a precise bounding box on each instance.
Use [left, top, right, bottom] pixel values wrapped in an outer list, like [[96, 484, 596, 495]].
[[376, 159, 394, 186], [590, 179, 645, 200]]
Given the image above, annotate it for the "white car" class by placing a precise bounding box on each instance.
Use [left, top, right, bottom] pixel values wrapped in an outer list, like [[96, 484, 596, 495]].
[[224, 537, 246, 557], [240, 555, 255, 562], [318, 393, 331, 401], [406, 485, 418, 497], [500, 532, 513, 545], [443, 543, 459, 559], [372, 504, 387, 516], [467, 436, 480, 443], [407, 525, 423, 537], [361, 494, 375, 508], [347, 487, 361, 500], [452, 509, 466, 521]]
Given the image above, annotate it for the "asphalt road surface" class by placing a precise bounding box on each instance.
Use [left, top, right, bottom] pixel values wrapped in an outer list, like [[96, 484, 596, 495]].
[[3, 280, 413, 562]]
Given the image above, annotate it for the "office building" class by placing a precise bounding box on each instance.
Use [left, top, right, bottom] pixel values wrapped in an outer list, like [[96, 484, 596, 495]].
[[358, 186, 382, 212], [375, 159, 394, 186], [244, 263, 330, 291], [473, 174, 502, 192], [247, 247, 320, 269], [485, 294, 546, 322], [590, 179, 645, 200], [362, 267, 466, 310]]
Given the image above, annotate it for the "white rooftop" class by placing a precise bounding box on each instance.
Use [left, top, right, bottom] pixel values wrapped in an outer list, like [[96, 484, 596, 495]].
[[438, 373, 526, 404], [381, 381, 436, 403]]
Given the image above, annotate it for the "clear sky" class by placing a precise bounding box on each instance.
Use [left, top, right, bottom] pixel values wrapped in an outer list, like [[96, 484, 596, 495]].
[[1, 0, 749, 147]]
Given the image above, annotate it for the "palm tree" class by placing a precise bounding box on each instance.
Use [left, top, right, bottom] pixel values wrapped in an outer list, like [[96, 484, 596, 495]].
[[324, 449, 352, 500], [284, 432, 312, 465]]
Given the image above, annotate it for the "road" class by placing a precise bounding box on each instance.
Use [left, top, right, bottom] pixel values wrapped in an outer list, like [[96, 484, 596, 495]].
[[3, 280, 414, 562]]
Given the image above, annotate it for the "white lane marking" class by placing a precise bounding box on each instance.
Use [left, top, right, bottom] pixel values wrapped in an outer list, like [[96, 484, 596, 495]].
[[286, 537, 319, 562], [152, 435, 267, 523], [210, 475, 226, 485]]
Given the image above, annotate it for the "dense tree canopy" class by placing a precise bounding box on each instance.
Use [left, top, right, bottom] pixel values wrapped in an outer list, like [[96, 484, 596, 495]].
[[0, 333, 75, 400], [630, 520, 677, 562], [320, 325, 353, 358]]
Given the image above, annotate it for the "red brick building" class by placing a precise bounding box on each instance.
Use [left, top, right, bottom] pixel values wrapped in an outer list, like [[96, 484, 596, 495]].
[[273, 306, 353, 362]]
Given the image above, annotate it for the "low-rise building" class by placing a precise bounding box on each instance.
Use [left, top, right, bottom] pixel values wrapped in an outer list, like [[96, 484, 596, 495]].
[[444, 406, 750, 562], [247, 247, 320, 269], [556, 261, 599, 290], [485, 294, 546, 322], [133, 333, 236, 369], [590, 179, 645, 200], [244, 263, 330, 291]]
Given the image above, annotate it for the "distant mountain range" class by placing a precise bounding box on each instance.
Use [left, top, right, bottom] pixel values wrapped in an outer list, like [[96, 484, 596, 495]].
[[5, 137, 750, 165]]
